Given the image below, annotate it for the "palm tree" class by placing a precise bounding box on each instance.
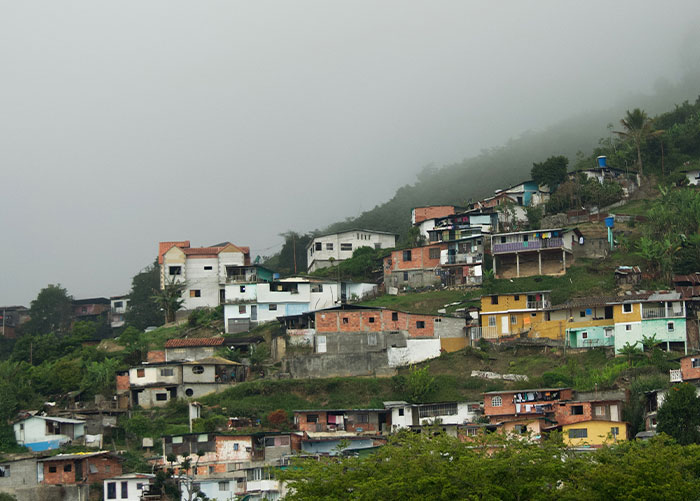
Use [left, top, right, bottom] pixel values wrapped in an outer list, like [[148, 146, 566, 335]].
[[614, 108, 660, 176], [152, 276, 186, 323]]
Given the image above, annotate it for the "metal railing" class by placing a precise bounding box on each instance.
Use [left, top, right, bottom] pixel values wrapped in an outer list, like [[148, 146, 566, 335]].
[[642, 305, 685, 319], [492, 238, 563, 254], [468, 326, 499, 340]]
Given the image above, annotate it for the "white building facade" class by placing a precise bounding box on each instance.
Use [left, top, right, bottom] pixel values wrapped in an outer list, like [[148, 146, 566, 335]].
[[306, 230, 397, 272]]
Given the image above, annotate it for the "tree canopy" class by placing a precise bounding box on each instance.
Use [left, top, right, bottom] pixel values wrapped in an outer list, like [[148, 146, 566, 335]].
[[530, 155, 568, 190], [24, 284, 73, 336], [125, 261, 164, 330], [657, 383, 700, 445]]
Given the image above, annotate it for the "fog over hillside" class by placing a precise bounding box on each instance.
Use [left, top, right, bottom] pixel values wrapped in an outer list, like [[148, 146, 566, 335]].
[[1, 1, 700, 304]]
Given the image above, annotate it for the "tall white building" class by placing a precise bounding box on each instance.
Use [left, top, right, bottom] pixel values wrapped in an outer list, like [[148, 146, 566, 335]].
[[306, 229, 397, 272]]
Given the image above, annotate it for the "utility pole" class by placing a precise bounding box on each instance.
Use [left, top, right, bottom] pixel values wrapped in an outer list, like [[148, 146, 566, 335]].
[[292, 234, 297, 274]]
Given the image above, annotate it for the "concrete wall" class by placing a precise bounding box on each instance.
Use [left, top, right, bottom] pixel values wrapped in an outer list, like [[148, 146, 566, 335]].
[[285, 351, 394, 378], [388, 339, 442, 367], [308, 231, 396, 272], [385, 269, 441, 289], [183, 257, 220, 310], [0, 458, 39, 496], [129, 365, 181, 387]]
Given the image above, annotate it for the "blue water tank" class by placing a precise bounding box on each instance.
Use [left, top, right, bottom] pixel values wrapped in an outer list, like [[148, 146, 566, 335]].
[[597, 156, 607, 168], [273, 273, 280, 280], [604, 216, 615, 228]]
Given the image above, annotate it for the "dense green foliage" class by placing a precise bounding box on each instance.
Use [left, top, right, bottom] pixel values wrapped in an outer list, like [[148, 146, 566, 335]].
[[125, 262, 164, 330], [23, 284, 73, 336], [279, 432, 700, 501], [310, 246, 390, 283], [657, 383, 700, 445], [531, 155, 568, 190]]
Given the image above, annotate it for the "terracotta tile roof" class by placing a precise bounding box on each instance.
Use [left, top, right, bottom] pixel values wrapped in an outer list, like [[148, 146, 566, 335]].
[[158, 241, 191, 264], [164, 337, 225, 348]]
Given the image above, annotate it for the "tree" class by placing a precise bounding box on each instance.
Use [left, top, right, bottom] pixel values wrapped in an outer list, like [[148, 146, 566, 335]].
[[525, 206, 542, 230], [657, 383, 700, 445], [126, 262, 164, 330], [614, 108, 660, 176], [24, 284, 73, 336], [531, 155, 568, 191], [152, 277, 187, 324]]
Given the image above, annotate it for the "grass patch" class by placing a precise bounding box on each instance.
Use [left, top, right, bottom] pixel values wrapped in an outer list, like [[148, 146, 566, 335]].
[[610, 198, 655, 216], [360, 289, 480, 315]]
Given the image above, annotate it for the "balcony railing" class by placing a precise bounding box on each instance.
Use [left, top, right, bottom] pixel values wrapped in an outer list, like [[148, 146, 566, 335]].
[[492, 238, 563, 254], [468, 326, 499, 340], [642, 305, 685, 319], [670, 369, 682, 383], [526, 301, 548, 309]]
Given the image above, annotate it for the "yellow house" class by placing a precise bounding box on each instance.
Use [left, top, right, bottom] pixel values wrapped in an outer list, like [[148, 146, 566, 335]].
[[562, 420, 627, 447], [479, 291, 550, 339]]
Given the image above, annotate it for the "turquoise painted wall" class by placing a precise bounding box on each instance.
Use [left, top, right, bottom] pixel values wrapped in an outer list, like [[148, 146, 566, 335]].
[[567, 325, 614, 348], [641, 318, 686, 344]]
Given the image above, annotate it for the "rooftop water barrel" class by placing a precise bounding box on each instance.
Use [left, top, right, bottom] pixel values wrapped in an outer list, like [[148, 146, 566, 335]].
[[597, 156, 607, 168], [604, 216, 615, 228]]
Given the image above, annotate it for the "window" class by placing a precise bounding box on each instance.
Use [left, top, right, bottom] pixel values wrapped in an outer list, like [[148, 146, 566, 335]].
[[623, 303, 632, 313], [625, 324, 632, 331], [172, 436, 183, 444], [315, 242, 322, 251], [611, 427, 620, 436], [368, 333, 377, 346], [580, 310, 586, 318], [418, 403, 458, 418], [604, 328, 613, 338], [107, 482, 116, 499], [49, 466, 57, 473], [239, 305, 246, 314], [514, 295, 519, 301], [488, 316, 496, 327], [306, 414, 319, 423], [156, 393, 168, 401], [204, 266, 212, 270], [197, 434, 208, 442], [581, 332, 588, 339], [398, 408, 404, 417], [692, 358, 700, 368], [326, 243, 333, 251], [568, 428, 588, 439], [64, 464, 72, 472], [369, 317, 375, 323], [121, 481, 128, 498], [510, 315, 517, 325], [491, 396, 502, 407], [160, 368, 174, 377], [233, 443, 239, 451], [185, 389, 194, 397], [192, 365, 204, 374], [269, 304, 277, 311], [513, 424, 528, 434], [429, 247, 440, 259], [571, 405, 584, 415], [491, 296, 498, 305], [392, 312, 399, 321], [240, 285, 246, 293], [342, 317, 349, 324], [341, 243, 352, 251], [434, 318, 441, 323], [402, 250, 412, 261], [403, 272, 409, 281], [169, 266, 181, 276], [208, 466, 215, 474], [265, 437, 276, 447], [416, 321, 425, 329], [595, 406, 605, 417], [114, 301, 123, 308], [137, 369, 145, 378], [311, 284, 323, 293], [219, 481, 230, 491], [668, 322, 675, 332], [190, 290, 201, 298]]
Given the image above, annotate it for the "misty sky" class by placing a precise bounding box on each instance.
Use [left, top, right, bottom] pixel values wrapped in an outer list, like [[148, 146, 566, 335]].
[[1, 1, 699, 305]]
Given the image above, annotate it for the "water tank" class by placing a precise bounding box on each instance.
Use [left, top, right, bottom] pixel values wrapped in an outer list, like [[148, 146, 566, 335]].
[[596, 156, 607, 168], [604, 216, 615, 228]]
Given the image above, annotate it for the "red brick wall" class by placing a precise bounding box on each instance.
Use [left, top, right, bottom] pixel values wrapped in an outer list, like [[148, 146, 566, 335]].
[[483, 389, 573, 421], [314, 309, 442, 336], [42, 457, 122, 485], [681, 356, 700, 381], [413, 206, 455, 224], [295, 411, 327, 432], [116, 373, 130, 392], [555, 402, 593, 425], [147, 350, 166, 363], [386, 245, 445, 272]]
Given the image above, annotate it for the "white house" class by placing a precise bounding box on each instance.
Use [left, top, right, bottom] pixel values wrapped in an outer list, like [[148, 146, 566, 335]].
[[159, 240, 251, 312], [13, 415, 86, 452], [223, 277, 377, 334], [104, 473, 155, 501], [306, 229, 397, 272], [110, 295, 129, 329], [384, 401, 481, 431]]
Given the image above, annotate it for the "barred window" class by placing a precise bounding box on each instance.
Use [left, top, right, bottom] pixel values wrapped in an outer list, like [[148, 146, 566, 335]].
[[418, 403, 458, 418]]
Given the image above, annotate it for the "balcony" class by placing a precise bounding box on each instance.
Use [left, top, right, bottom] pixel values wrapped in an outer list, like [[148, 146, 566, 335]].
[[492, 238, 563, 254], [642, 305, 685, 319], [442, 254, 483, 265], [670, 369, 682, 383], [468, 326, 499, 340], [526, 301, 548, 309]]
